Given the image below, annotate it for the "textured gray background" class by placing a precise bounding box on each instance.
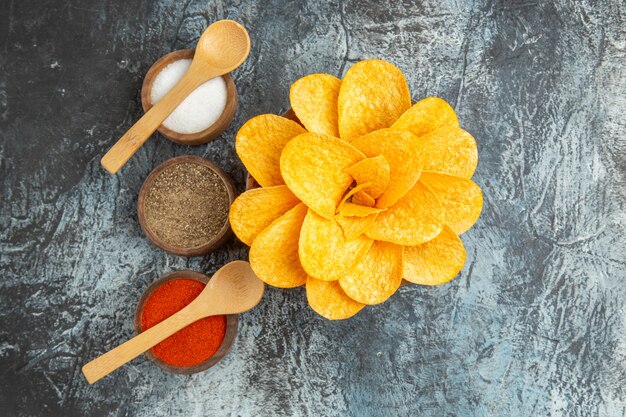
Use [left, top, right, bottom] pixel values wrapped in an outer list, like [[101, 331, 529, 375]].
[[1, 0, 625, 416]]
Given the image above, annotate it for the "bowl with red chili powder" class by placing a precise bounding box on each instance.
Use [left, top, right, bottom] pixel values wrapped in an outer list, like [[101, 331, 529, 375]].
[[134, 270, 238, 374]]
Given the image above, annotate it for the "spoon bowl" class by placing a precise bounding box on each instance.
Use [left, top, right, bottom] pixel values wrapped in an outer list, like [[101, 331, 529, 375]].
[[201, 261, 265, 315], [193, 20, 252, 71]]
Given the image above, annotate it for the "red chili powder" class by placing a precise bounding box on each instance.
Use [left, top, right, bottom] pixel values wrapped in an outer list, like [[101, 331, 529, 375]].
[[140, 278, 227, 367]]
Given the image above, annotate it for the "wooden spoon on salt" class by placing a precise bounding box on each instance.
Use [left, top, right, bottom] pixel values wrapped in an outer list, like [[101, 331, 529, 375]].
[[100, 20, 251, 174], [82, 261, 264, 384]]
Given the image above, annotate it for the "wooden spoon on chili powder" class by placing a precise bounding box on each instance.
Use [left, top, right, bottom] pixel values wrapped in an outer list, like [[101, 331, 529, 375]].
[[82, 261, 264, 384]]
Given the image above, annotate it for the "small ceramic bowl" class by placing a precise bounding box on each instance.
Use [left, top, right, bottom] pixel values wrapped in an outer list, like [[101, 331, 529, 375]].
[[141, 49, 238, 145], [138, 155, 237, 257], [134, 270, 238, 375]]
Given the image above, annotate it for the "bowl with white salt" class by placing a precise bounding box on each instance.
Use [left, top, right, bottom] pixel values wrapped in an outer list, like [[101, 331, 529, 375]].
[[141, 49, 237, 145]]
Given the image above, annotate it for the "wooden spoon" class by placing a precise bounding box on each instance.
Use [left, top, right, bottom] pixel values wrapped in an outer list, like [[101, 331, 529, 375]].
[[82, 261, 264, 384], [100, 20, 251, 174]]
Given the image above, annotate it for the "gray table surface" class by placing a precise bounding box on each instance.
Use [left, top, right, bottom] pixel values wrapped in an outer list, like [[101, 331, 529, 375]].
[[1, 0, 625, 416]]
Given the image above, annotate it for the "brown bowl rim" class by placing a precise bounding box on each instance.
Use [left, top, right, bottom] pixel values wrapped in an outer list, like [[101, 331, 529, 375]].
[[134, 270, 238, 375], [141, 49, 238, 145], [138, 155, 237, 257]]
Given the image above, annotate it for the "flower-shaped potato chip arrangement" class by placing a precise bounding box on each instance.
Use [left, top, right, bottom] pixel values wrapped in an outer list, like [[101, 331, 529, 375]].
[[230, 59, 483, 320]]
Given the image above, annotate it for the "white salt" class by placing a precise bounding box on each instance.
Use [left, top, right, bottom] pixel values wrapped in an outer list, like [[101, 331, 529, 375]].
[[150, 58, 227, 134]]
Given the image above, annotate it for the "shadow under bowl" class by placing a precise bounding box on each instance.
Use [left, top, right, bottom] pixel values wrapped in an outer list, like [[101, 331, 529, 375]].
[[134, 270, 238, 375]]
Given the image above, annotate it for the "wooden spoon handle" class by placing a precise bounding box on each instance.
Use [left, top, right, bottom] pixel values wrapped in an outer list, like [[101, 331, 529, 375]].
[[100, 69, 211, 174], [82, 302, 203, 384]]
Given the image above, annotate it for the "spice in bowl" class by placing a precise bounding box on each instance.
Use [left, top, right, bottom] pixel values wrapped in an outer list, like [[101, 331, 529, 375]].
[[151, 58, 227, 134], [144, 162, 228, 247], [135, 271, 238, 373], [141, 279, 226, 367], [138, 156, 236, 256], [141, 49, 238, 145]]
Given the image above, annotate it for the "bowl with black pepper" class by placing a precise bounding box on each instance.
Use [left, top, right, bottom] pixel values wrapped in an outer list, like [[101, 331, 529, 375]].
[[138, 155, 236, 256]]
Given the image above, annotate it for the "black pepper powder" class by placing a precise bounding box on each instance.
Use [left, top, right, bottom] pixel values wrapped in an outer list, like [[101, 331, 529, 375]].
[[144, 162, 230, 249]]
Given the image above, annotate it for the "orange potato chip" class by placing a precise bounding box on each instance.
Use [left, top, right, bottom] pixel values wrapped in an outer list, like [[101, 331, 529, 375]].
[[337, 182, 372, 212], [403, 226, 466, 285], [344, 155, 390, 198], [391, 97, 459, 138], [338, 202, 383, 217], [229, 185, 301, 246], [249, 204, 308, 288], [290, 74, 341, 137], [339, 241, 404, 305], [338, 59, 411, 141], [336, 213, 379, 241], [351, 129, 423, 209], [366, 182, 444, 246], [280, 133, 365, 219], [236, 114, 307, 187], [306, 277, 365, 320], [299, 209, 373, 281], [419, 172, 483, 234], [417, 127, 478, 178], [352, 191, 375, 207]]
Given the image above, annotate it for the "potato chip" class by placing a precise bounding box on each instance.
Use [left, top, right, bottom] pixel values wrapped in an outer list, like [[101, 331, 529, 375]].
[[229, 185, 301, 246], [419, 172, 483, 234], [338, 202, 383, 217], [391, 97, 459, 138], [299, 209, 373, 281], [338, 60, 411, 141], [351, 128, 423, 209], [337, 182, 372, 211], [403, 226, 466, 285], [306, 277, 365, 320], [417, 127, 478, 178], [366, 182, 444, 245], [344, 155, 390, 198], [280, 133, 365, 219], [339, 241, 403, 304], [249, 204, 308, 288], [352, 191, 375, 207], [336, 213, 378, 241], [236, 114, 307, 187], [290, 74, 341, 137]]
